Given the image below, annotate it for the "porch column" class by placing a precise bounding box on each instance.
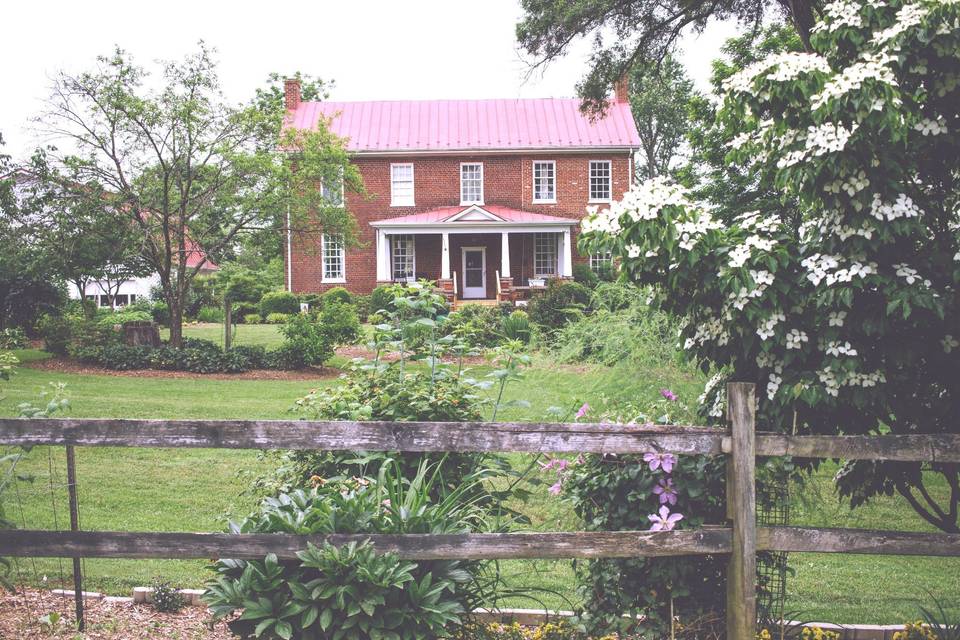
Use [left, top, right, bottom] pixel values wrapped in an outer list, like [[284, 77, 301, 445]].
[[560, 229, 573, 277], [376, 230, 390, 281], [500, 232, 511, 278], [441, 232, 451, 280]]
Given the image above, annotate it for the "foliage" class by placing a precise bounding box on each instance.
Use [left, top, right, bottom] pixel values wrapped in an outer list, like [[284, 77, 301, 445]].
[[226, 271, 272, 307], [321, 286, 353, 308], [278, 315, 332, 367], [445, 304, 505, 348], [204, 462, 501, 639], [572, 263, 599, 289], [197, 306, 225, 323], [0, 328, 26, 350], [95, 309, 152, 329], [151, 578, 187, 613], [515, 0, 820, 115], [244, 313, 264, 325], [757, 628, 841, 640], [0, 351, 17, 383], [266, 312, 291, 325], [501, 311, 532, 344], [36, 45, 365, 348], [36, 314, 76, 355], [920, 594, 960, 640], [527, 280, 592, 337], [560, 393, 726, 636], [318, 302, 361, 346], [893, 623, 939, 640], [369, 285, 395, 316], [260, 291, 301, 317], [450, 620, 600, 640], [550, 295, 683, 369], [628, 54, 699, 179], [353, 294, 372, 322], [579, 0, 960, 531]]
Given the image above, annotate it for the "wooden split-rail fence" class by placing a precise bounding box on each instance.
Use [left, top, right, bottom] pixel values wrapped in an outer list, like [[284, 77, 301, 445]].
[[1, 383, 959, 638]]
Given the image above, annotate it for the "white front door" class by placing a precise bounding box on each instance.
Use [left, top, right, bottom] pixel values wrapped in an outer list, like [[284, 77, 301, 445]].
[[461, 247, 486, 299]]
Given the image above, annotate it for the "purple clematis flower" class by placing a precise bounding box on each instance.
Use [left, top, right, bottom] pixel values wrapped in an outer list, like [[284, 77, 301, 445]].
[[660, 388, 678, 402], [652, 478, 678, 506], [643, 451, 676, 473], [575, 403, 590, 419], [548, 481, 563, 496], [648, 505, 684, 531]]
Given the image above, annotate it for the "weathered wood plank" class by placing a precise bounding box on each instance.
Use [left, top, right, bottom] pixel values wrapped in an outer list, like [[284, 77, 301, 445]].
[[725, 383, 757, 640], [755, 434, 960, 463], [0, 419, 725, 455], [758, 526, 960, 556], [0, 529, 733, 560]]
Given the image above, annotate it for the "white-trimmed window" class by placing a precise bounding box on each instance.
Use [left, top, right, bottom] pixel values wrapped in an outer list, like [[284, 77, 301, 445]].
[[322, 170, 344, 206], [534, 233, 558, 277], [322, 233, 346, 282], [589, 160, 612, 202], [590, 252, 613, 274], [391, 234, 416, 281], [460, 163, 483, 204], [532, 161, 556, 203], [390, 163, 414, 206]]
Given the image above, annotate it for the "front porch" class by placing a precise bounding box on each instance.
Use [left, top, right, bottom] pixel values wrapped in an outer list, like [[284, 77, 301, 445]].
[[371, 205, 576, 305]]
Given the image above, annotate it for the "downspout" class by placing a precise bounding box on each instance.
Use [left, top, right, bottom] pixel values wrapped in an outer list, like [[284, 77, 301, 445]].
[[286, 204, 293, 292]]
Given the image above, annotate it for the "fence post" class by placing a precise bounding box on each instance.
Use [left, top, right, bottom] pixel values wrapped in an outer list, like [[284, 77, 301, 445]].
[[65, 445, 85, 631], [726, 382, 757, 638]]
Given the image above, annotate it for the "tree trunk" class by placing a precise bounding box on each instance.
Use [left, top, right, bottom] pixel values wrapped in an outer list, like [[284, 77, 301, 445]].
[[167, 297, 184, 349]]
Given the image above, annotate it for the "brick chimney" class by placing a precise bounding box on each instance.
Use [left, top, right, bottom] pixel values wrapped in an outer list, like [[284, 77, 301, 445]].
[[614, 74, 630, 103], [284, 77, 301, 111]]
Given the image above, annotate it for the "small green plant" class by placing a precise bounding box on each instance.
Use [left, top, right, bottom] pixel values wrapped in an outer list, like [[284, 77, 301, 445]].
[[279, 314, 334, 366], [369, 285, 395, 316], [195, 306, 224, 323], [265, 312, 291, 324], [259, 290, 300, 317], [0, 328, 27, 349], [321, 286, 353, 307], [243, 313, 263, 325], [501, 310, 531, 344], [919, 594, 960, 640], [527, 280, 592, 337], [151, 577, 186, 613], [37, 611, 62, 633]]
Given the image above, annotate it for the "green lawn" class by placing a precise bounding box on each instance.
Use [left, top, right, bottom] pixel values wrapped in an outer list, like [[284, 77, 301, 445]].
[[1, 339, 957, 625]]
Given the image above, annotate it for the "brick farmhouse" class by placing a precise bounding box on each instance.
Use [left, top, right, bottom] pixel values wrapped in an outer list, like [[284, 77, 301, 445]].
[[282, 78, 641, 302]]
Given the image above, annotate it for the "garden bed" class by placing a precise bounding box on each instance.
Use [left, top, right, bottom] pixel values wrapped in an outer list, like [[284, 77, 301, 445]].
[[0, 587, 233, 639], [23, 356, 339, 381]]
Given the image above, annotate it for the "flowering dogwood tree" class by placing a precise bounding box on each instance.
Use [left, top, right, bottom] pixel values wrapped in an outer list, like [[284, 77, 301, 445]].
[[580, 0, 960, 532]]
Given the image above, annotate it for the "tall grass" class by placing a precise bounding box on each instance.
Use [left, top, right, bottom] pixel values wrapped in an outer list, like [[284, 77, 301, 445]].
[[550, 284, 687, 371]]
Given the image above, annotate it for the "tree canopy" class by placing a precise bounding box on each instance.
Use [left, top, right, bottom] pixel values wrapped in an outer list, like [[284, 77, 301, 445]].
[[516, 0, 823, 114], [580, 0, 960, 531]]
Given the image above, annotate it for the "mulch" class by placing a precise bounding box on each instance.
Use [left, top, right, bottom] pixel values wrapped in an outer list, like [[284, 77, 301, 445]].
[[0, 587, 235, 639]]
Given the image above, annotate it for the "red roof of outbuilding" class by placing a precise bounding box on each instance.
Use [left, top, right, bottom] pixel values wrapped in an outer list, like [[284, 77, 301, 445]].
[[288, 99, 640, 153]]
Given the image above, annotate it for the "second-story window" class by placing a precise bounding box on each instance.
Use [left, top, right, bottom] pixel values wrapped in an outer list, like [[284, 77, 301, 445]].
[[533, 161, 556, 203], [391, 163, 414, 206], [460, 163, 483, 204], [589, 160, 612, 202], [322, 168, 344, 205]]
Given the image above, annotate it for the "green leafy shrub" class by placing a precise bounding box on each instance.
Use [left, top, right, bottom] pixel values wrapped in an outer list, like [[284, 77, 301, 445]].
[[0, 328, 27, 350], [279, 315, 334, 367], [99, 344, 152, 370], [321, 286, 352, 307], [259, 291, 300, 317], [353, 294, 371, 322], [145, 346, 185, 370], [317, 301, 361, 346], [264, 344, 307, 370], [572, 263, 600, 289], [232, 345, 268, 369], [95, 309, 152, 329], [205, 462, 499, 640], [242, 313, 262, 325], [445, 304, 504, 348], [501, 311, 531, 344], [36, 314, 73, 355], [150, 578, 186, 613], [233, 302, 259, 321], [265, 312, 290, 325], [527, 280, 592, 337], [195, 306, 224, 323], [369, 285, 394, 316]]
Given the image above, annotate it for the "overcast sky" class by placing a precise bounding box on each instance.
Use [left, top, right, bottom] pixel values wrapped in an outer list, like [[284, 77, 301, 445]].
[[1, 0, 740, 159]]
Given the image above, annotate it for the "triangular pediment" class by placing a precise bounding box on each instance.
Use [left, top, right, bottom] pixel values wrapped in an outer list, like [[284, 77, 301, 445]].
[[444, 205, 503, 223]]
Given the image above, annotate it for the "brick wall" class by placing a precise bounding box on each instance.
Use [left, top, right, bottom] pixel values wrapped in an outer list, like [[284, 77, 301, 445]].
[[287, 152, 632, 295]]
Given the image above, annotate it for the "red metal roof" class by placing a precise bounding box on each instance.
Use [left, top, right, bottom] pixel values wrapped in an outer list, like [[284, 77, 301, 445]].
[[373, 205, 575, 226], [184, 238, 219, 271], [288, 99, 641, 152]]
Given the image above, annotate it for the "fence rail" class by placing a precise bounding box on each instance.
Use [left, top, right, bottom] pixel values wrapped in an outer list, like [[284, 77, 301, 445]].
[[1, 383, 958, 638]]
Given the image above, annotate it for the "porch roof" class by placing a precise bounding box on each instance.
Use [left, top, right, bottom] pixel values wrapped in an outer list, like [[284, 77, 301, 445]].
[[370, 204, 576, 231]]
